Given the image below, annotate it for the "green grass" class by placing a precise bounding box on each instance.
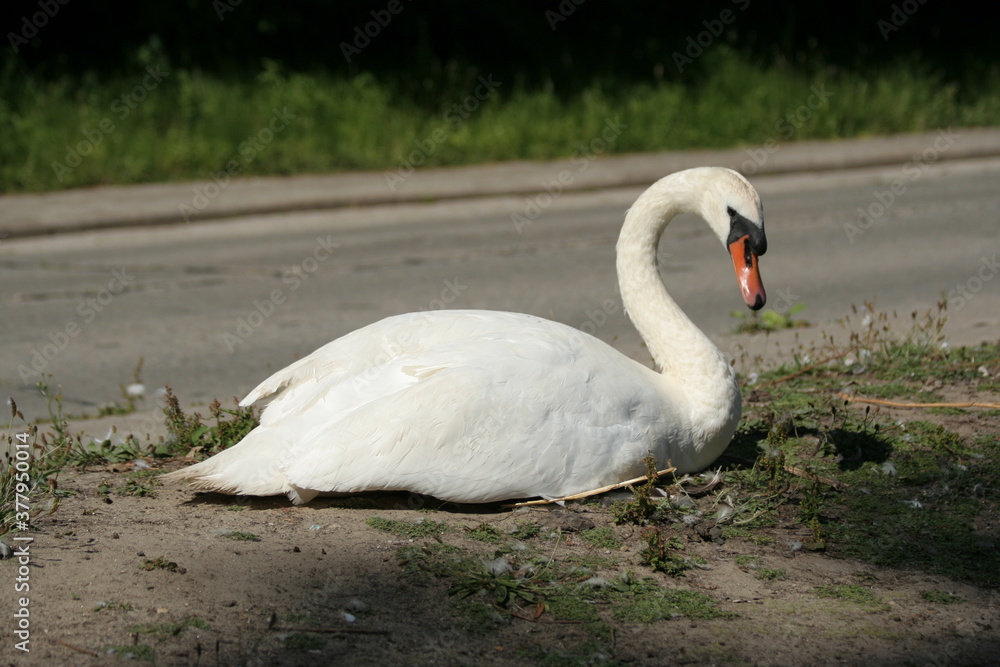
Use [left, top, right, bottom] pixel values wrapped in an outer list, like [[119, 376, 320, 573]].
[[366, 515, 450, 539], [3, 49, 998, 192], [580, 527, 621, 550], [921, 590, 964, 605], [129, 616, 210, 639], [222, 530, 261, 542], [815, 584, 889, 611]]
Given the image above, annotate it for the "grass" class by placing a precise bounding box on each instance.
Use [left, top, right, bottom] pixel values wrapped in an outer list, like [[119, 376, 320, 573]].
[[129, 616, 210, 639], [2, 49, 998, 193], [921, 590, 964, 605], [815, 584, 890, 611], [731, 303, 809, 334], [366, 515, 450, 539]]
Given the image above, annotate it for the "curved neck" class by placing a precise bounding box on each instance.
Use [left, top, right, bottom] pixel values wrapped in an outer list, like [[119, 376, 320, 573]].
[[616, 177, 736, 402]]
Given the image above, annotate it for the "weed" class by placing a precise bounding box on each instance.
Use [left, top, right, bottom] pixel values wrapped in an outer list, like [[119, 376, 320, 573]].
[[397, 543, 469, 584], [140, 556, 186, 574], [162, 387, 260, 459], [449, 558, 544, 606], [119, 478, 157, 498], [798, 478, 827, 550], [732, 303, 809, 333], [638, 528, 690, 576], [610, 455, 664, 525], [1, 386, 75, 535], [223, 531, 261, 542], [756, 568, 788, 581]]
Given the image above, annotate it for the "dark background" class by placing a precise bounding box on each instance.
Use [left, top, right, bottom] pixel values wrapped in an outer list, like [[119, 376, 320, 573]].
[[1, 1, 992, 100]]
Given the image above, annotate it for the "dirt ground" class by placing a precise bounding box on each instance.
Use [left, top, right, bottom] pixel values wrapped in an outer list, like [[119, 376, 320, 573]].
[[3, 468, 997, 666], [4, 325, 1000, 666]]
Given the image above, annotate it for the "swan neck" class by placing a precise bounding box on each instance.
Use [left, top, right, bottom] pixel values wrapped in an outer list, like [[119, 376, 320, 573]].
[[616, 181, 731, 386]]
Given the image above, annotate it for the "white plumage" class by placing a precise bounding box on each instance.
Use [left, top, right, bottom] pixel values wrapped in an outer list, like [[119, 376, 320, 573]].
[[163, 167, 768, 504]]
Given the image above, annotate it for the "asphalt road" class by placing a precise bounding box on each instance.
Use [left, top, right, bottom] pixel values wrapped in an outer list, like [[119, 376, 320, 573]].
[[2, 157, 999, 421]]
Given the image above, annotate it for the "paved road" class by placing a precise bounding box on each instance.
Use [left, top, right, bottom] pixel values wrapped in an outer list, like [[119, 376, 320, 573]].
[[2, 157, 999, 421]]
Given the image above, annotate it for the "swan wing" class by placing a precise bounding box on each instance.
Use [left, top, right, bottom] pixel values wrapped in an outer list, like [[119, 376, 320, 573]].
[[171, 311, 676, 503]]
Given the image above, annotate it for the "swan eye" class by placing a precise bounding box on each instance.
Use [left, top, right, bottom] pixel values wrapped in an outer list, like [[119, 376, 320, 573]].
[[727, 206, 737, 219]]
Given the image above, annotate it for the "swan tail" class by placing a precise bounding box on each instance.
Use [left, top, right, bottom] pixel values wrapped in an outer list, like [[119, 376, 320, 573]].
[[160, 427, 307, 503]]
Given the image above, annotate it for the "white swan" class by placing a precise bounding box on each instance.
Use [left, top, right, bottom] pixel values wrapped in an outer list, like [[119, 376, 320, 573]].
[[163, 167, 767, 504]]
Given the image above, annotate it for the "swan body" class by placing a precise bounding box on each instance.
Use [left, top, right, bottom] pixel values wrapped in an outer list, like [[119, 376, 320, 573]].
[[164, 167, 768, 504]]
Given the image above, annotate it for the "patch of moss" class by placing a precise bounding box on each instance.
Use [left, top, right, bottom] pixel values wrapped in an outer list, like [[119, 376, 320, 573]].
[[546, 594, 601, 622], [223, 530, 261, 542], [284, 632, 325, 650], [366, 516, 449, 539], [612, 588, 734, 622], [921, 590, 964, 604], [581, 527, 621, 550], [815, 584, 888, 611]]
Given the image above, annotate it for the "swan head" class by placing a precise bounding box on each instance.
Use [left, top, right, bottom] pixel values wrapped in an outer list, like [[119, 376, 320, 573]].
[[692, 168, 768, 311]]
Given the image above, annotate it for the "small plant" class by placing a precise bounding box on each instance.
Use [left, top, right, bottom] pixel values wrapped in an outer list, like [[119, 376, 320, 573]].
[[140, 556, 186, 574], [798, 477, 827, 550], [732, 303, 809, 333], [162, 387, 260, 459], [610, 455, 665, 525], [756, 568, 788, 581], [448, 558, 543, 606], [119, 478, 157, 498], [223, 530, 261, 542], [638, 528, 690, 576]]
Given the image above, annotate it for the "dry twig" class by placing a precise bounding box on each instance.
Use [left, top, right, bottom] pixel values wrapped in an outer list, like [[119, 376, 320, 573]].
[[505, 467, 676, 507], [836, 392, 1000, 410]]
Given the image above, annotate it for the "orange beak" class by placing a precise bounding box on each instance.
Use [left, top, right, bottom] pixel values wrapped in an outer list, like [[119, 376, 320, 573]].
[[728, 235, 766, 311]]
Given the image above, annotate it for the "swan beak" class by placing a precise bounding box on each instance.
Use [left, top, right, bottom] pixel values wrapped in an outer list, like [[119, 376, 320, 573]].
[[728, 236, 766, 311]]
